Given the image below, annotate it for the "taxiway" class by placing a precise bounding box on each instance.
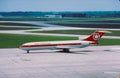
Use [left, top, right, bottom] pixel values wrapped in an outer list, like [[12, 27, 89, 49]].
[[0, 46, 120, 78]]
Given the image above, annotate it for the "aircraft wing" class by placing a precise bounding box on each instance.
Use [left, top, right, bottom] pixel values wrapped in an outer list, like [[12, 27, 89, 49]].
[[56, 46, 76, 49]]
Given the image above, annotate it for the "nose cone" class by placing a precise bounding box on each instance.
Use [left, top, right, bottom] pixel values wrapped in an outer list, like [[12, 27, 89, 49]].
[[19, 43, 27, 49], [19, 45, 25, 50], [19, 45, 28, 51], [19, 45, 23, 48]]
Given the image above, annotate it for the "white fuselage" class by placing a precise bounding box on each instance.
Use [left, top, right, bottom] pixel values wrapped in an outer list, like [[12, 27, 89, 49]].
[[19, 40, 91, 51]]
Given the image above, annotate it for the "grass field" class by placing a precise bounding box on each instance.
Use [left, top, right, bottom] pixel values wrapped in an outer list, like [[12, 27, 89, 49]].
[[0, 34, 77, 48], [0, 27, 38, 30], [51, 23, 120, 29], [0, 33, 119, 48], [0, 17, 120, 48], [29, 30, 120, 36], [46, 17, 120, 29], [0, 22, 39, 26], [1, 17, 120, 28], [1, 17, 120, 22], [99, 38, 120, 45]]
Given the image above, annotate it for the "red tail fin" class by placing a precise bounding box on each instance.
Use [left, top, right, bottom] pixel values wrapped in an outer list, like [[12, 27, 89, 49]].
[[83, 31, 106, 44]]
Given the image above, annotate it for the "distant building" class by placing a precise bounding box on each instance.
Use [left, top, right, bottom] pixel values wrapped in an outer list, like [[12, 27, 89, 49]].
[[45, 15, 62, 18]]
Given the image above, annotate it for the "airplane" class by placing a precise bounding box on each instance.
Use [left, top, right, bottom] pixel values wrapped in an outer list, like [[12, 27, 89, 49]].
[[19, 30, 107, 53]]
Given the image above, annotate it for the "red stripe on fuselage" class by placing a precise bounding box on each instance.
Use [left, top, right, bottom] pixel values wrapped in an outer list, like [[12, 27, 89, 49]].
[[19, 43, 81, 48]]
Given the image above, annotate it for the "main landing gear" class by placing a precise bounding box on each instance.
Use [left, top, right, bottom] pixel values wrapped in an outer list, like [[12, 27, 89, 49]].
[[27, 50, 29, 53], [62, 49, 70, 52]]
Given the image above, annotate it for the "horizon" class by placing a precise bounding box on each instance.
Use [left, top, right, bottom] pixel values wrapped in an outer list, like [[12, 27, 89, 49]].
[[0, 10, 120, 13]]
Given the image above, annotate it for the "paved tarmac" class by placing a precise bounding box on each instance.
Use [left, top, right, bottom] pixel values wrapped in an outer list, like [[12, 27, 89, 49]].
[[0, 46, 120, 78]]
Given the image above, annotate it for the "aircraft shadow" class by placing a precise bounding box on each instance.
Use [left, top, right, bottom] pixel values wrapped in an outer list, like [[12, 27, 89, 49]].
[[78, 50, 95, 52], [67, 50, 94, 54], [23, 51, 57, 54], [23, 50, 94, 54]]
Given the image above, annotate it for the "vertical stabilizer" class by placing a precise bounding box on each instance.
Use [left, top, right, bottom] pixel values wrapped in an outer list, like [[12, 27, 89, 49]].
[[83, 31, 106, 44]]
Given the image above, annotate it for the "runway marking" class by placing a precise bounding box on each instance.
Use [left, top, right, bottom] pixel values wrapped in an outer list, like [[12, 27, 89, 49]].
[[104, 71, 120, 74]]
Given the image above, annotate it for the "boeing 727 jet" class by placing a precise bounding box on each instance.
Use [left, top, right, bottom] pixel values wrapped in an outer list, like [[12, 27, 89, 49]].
[[19, 31, 107, 53]]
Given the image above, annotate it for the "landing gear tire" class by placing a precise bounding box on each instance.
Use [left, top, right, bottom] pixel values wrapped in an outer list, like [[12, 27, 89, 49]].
[[62, 49, 70, 52], [27, 50, 29, 53]]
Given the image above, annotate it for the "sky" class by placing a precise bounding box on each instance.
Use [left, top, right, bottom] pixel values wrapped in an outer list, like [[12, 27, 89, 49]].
[[0, 0, 120, 12]]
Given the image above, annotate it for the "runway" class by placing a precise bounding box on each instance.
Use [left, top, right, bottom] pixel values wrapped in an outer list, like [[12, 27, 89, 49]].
[[0, 46, 120, 78]]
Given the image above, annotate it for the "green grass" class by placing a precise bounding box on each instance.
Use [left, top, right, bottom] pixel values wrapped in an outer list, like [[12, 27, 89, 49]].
[[50, 23, 120, 29], [0, 27, 38, 30], [29, 30, 120, 36], [47, 17, 120, 29], [99, 38, 120, 45], [1, 17, 120, 22], [0, 34, 77, 48], [1, 17, 120, 28], [0, 22, 39, 26], [0, 33, 119, 48]]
